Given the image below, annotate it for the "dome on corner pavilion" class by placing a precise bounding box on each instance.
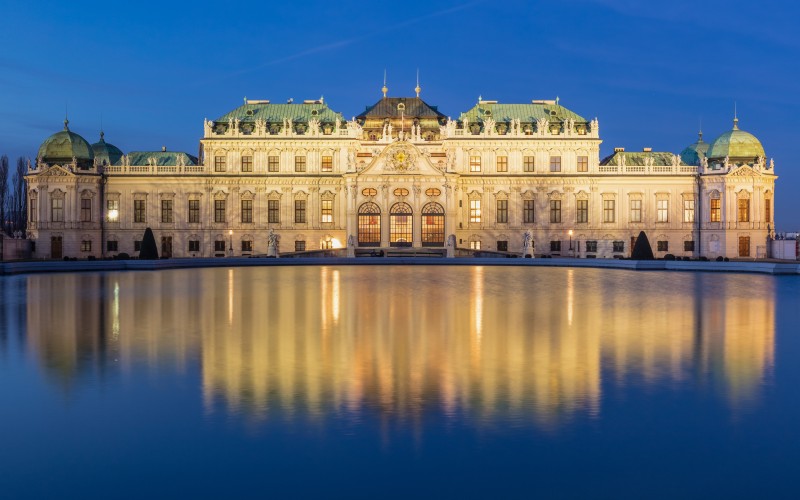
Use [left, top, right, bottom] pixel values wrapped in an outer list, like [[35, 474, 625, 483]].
[[38, 119, 94, 165], [91, 131, 124, 166], [680, 131, 709, 166], [706, 118, 765, 161]]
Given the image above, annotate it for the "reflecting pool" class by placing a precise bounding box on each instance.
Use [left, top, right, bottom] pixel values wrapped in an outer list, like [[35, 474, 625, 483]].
[[1, 266, 798, 498]]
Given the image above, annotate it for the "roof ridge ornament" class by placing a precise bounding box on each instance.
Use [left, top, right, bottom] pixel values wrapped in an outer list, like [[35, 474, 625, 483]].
[[382, 69, 388, 99], [733, 101, 739, 130], [415, 69, 421, 98]]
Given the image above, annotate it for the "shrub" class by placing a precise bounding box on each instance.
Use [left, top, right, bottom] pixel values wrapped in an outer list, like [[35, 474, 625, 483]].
[[699, 256, 709, 261], [716, 256, 724, 262], [631, 231, 655, 260], [117, 252, 130, 260], [724, 257, 730, 262], [139, 228, 159, 260], [664, 254, 676, 260]]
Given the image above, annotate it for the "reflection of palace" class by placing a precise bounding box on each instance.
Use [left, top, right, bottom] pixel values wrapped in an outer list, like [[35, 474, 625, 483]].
[[26, 83, 776, 260], [17, 268, 775, 424]]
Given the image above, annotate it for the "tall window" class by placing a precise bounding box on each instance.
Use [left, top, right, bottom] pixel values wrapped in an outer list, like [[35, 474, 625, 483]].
[[188, 200, 200, 223], [738, 199, 750, 222], [241, 240, 253, 252], [496, 156, 508, 173], [321, 200, 333, 223], [268, 155, 279, 172], [523, 200, 535, 223], [523, 156, 535, 172], [295, 156, 306, 172], [134, 200, 146, 223], [80, 198, 92, 222], [496, 199, 508, 223], [470, 241, 481, 250], [321, 155, 333, 172], [613, 241, 625, 253], [241, 199, 253, 223], [30, 198, 37, 223], [765, 198, 772, 223], [421, 202, 444, 246], [268, 200, 280, 223], [358, 202, 381, 246], [469, 200, 481, 223], [657, 199, 669, 223], [577, 155, 589, 172], [683, 199, 695, 223], [630, 199, 642, 223], [81, 240, 92, 252], [603, 199, 615, 223], [470, 156, 481, 172], [214, 200, 226, 223], [241, 155, 253, 173], [577, 199, 588, 223], [214, 155, 226, 172], [550, 200, 561, 223], [549, 156, 562, 172], [710, 197, 721, 222], [188, 240, 200, 252], [295, 200, 306, 223], [161, 199, 173, 223], [295, 241, 306, 252], [51, 198, 64, 222], [107, 199, 119, 221]]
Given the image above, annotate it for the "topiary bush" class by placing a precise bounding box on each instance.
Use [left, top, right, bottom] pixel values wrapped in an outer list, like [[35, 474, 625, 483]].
[[631, 231, 655, 260], [139, 228, 159, 260]]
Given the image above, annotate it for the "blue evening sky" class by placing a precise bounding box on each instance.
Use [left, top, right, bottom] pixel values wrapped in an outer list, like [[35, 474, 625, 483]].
[[1, 0, 797, 229]]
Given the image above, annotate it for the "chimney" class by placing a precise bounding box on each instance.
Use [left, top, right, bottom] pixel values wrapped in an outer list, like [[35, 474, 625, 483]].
[[161, 146, 166, 152], [614, 147, 625, 152], [643, 147, 652, 152]]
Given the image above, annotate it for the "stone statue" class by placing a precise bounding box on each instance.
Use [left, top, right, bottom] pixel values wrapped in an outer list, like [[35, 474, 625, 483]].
[[348, 150, 355, 171], [538, 118, 548, 135], [723, 155, 730, 169], [204, 119, 213, 136], [267, 229, 278, 257], [521, 230, 534, 258], [446, 234, 456, 258], [590, 117, 599, 135], [308, 118, 320, 136], [335, 118, 341, 133], [346, 234, 355, 258], [769, 158, 775, 169], [699, 155, 708, 170], [484, 118, 495, 136], [672, 154, 680, 167]]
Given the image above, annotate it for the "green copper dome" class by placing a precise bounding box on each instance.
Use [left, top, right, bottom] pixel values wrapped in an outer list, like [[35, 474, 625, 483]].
[[706, 118, 765, 161], [680, 131, 710, 166], [91, 131, 124, 166], [37, 119, 94, 167]]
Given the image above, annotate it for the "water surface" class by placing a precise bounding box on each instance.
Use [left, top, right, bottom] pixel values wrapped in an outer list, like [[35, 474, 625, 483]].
[[1, 266, 798, 498]]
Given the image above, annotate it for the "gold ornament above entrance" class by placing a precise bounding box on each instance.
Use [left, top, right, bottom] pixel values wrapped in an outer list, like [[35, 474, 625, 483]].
[[386, 143, 418, 172]]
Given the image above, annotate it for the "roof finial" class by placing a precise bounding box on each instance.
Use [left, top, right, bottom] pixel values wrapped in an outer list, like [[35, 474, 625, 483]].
[[64, 104, 69, 131], [382, 69, 388, 99], [556, 96, 560, 106], [733, 101, 739, 130], [698, 117, 703, 141], [415, 69, 421, 98]]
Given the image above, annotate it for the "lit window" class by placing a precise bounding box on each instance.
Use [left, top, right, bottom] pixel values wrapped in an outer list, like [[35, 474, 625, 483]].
[[469, 200, 481, 223], [683, 199, 695, 223], [710, 197, 721, 222], [362, 188, 377, 197], [496, 156, 508, 172], [321, 155, 333, 172], [657, 199, 669, 223], [630, 199, 642, 223], [107, 199, 119, 222], [765, 198, 772, 223], [738, 199, 750, 222], [425, 188, 441, 197], [321, 200, 333, 223], [470, 240, 481, 250], [470, 156, 481, 172]]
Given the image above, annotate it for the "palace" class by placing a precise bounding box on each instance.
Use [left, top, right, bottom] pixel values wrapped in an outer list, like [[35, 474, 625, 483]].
[[25, 87, 777, 259]]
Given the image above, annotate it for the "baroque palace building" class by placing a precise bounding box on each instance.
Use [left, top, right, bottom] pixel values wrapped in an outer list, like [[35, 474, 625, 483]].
[[25, 86, 777, 259]]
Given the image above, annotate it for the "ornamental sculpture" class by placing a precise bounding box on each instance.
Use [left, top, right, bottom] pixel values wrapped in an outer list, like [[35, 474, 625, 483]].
[[386, 145, 417, 172]]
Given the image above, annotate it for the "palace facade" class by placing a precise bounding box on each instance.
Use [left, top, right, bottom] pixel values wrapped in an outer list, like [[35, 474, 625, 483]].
[[25, 89, 777, 259]]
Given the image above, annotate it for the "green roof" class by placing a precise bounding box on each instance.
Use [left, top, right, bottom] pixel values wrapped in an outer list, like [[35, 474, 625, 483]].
[[127, 151, 198, 166], [706, 119, 765, 160], [600, 151, 681, 166], [91, 132, 124, 166], [680, 132, 709, 166], [459, 101, 588, 123], [38, 120, 94, 164], [215, 101, 344, 124]]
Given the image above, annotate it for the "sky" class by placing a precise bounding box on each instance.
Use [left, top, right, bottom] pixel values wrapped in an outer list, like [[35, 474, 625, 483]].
[[1, 0, 798, 229]]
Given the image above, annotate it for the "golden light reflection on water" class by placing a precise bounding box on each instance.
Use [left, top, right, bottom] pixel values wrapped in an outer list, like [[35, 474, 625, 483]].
[[20, 267, 775, 426]]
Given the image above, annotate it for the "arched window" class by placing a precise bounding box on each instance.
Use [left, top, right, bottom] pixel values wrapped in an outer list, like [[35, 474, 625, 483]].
[[358, 202, 381, 247], [390, 202, 412, 247], [421, 202, 444, 247]]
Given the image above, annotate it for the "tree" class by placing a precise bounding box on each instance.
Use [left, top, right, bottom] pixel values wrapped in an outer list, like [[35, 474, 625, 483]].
[[139, 227, 159, 259], [0, 155, 8, 235], [631, 230, 655, 260], [10, 157, 27, 234]]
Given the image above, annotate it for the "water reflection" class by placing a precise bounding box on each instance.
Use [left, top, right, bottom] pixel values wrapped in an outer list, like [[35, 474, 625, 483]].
[[14, 267, 775, 426]]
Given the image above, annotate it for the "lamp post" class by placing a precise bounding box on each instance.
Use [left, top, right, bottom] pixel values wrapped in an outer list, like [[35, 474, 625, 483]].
[[228, 229, 233, 256], [568, 229, 574, 257]]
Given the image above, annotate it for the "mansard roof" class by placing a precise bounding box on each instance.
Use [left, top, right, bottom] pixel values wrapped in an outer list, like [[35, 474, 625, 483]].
[[127, 151, 198, 166], [459, 101, 587, 124], [214, 101, 344, 124], [600, 151, 682, 166], [357, 97, 446, 121]]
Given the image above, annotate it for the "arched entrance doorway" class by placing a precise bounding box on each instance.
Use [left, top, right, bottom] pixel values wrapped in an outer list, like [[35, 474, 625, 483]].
[[390, 202, 412, 247], [357, 202, 381, 247], [421, 202, 444, 246]]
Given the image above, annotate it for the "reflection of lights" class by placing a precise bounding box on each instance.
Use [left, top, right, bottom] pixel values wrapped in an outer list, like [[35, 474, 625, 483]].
[[228, 269, 234, 326], [112, 282, 120, 340], [331, 238, 342, 249], [567, 269, 574, 326], [332, 270, 340, 324], [108, 209, 119, 221]]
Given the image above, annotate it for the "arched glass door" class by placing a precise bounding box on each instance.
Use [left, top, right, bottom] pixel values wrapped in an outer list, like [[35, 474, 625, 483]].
[[358, 202, 381, 247], [421, 202, 445, 246], [390, 202, 412, 247]]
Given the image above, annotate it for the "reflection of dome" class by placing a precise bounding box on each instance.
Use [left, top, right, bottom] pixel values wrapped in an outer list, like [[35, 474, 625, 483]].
[[91, 131, 124, 166], [38, 119, 94, 167], [706, 118, 765, 161], [680, 131, 709, 166]]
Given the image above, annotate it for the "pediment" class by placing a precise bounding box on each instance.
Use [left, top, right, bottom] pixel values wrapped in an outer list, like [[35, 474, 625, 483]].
[[358, 142, 445, 177], [727, 165, 760, 177], [37, 165, 75, 177]]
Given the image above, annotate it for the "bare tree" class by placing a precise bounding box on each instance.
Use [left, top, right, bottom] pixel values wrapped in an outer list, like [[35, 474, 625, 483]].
[[0, 155, 8, 236], [11, 157, 27, 234]]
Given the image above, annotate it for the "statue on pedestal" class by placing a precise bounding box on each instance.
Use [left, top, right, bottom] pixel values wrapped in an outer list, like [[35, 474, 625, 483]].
[[267, 229, 279, 257], [522, 230, 534, 258]]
